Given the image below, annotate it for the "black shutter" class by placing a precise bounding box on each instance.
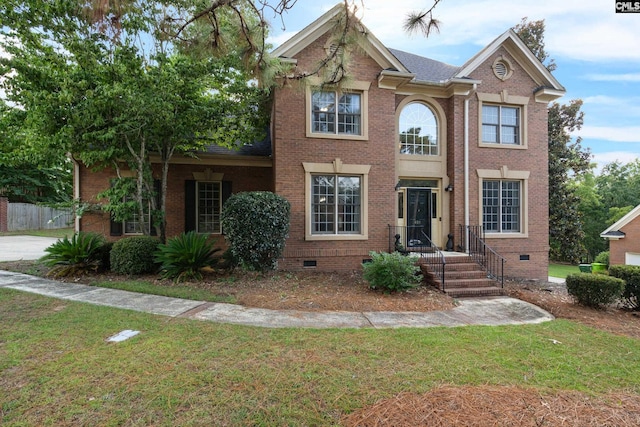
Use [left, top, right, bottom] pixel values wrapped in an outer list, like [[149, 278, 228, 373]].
[[110, 216, 123, 236], [222, 181, 232, 204], [185, 180, 196, 232], [150, 179, 161, 236]]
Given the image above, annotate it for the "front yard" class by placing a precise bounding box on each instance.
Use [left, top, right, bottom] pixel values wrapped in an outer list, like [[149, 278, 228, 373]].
[[2, 278, 640, 425]]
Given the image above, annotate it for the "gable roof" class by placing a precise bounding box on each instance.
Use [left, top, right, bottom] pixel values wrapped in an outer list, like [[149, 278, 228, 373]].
[[272, 3, 407, 73], [457, 29, 565, 101], [600, 203, 640, 240], [272, 4, 565, 101]]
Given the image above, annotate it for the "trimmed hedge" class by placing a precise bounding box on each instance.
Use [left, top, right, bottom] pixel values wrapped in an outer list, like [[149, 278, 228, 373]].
[[221, 191, 290, 272], [609, 265, 640, 310], [110, 236, 160, 275], [565, 272, 624, 308]]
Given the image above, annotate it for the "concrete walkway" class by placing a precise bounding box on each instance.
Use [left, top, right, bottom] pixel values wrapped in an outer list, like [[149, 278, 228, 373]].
[[0, 270, 555, 329]]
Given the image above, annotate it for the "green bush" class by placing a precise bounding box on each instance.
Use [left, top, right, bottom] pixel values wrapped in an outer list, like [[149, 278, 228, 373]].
[[609, 265, 640, 310], [362, 251, 422, 293], [40, 232, 107, 277], [221, 191, 290, 272], [566, 272, 625, 308], [155, 231, 221, 282], [594, 251, 610, 266], [110, 236, 160, 275]]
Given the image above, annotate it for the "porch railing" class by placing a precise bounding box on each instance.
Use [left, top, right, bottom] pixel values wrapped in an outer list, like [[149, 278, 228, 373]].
[[460, 225, 505, 288], [388, 225, 447, 291]]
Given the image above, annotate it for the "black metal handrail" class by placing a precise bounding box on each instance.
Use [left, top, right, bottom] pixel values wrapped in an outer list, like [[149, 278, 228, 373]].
[[462, 225, 505, 288], [387, 225, 447, 291]]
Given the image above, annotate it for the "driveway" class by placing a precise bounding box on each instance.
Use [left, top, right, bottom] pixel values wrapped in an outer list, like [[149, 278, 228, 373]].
[[0, 235, 60, 262]]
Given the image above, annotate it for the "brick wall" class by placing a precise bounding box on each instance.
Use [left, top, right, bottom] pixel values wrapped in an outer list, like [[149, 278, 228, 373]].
[[78, 161, 274, 241], [273, 34, 396, 271], [462, 47, 550, 280], [610, 218, 640, 265]]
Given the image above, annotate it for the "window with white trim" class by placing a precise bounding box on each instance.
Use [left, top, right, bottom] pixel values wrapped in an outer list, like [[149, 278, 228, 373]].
[[311, 90, 361, 135], [123, 198, 151, 234], [482, 180, 521, 233], [482, 105, 520, 145], [197, 181, 221, 233], [312, 174, 361, 234], [399, 102, 439, 155]]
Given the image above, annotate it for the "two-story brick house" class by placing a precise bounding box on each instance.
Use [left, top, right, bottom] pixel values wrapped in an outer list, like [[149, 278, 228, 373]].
[[75, 4, 564, 281]]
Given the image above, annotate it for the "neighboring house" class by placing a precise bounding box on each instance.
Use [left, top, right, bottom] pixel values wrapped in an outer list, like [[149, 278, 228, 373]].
[[75, 4, 565, 280], [600, 204, 640, 266]]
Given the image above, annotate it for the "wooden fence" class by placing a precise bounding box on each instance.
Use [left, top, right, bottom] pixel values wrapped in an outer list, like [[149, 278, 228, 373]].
[[1, 199, 73, 231]]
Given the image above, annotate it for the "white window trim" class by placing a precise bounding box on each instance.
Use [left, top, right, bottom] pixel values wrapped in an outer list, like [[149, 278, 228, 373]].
[[477, 91, 529, 149], [305, 79, 370, 141], [477, 166, 529, 238], [303, 159, 370, 241], [396, 95, 447, 162], [196, 181, 223, 234], [123, 200, 151, 235]]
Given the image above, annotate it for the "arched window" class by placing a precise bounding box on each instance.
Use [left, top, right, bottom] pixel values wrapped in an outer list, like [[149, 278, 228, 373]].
[[399, 103, 438, 156]]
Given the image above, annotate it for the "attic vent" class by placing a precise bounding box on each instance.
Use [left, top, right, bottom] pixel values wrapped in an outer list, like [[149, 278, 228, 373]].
[[492, 56, 513, 81], [326, 42, 345, 58]]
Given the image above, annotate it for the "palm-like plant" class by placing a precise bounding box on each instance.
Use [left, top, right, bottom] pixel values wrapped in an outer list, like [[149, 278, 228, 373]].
[[154, 231, 220, 282], [40, 232, 107, 277]]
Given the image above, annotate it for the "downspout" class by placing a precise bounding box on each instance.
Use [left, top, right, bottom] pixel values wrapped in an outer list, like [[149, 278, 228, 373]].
[[70, 154, 81, 233], [464, 84, 477, 253]]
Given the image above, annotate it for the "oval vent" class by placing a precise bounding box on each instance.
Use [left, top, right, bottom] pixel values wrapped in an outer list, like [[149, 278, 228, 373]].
[[492, 56, 513, 81]]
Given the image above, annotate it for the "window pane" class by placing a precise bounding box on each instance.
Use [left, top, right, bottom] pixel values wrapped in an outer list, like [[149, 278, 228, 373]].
[[312, 91, 336, 134], [197, 182, 221, 233], [482, 105, 499, 124], [501, 181, 520, 232], [482, 124, 498, 143], [501, 107, 518, 126], [399, 103, 438, 156], [312, 175, 335, 234], [482, 181, 500, 232], [337, 176, 361, 233]]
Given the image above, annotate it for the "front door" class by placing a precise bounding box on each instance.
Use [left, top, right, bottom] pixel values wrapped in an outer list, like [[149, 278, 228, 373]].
[[406, 188, 432, 247]]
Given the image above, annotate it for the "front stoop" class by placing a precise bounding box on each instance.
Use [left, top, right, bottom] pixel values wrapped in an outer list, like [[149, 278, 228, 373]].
[[419, 255, 504, 298]]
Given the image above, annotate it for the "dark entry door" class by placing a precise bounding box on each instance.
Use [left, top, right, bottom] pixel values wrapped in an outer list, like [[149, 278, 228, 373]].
[[406, 188, 432, 247]]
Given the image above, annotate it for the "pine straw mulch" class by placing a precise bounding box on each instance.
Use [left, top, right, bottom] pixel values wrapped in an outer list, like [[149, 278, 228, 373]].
[[342, 385, 640, 427]]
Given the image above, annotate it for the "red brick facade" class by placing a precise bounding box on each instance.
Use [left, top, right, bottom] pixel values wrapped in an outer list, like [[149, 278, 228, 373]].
[[77, 7, 564, 280], [606, 208, 640, 266]]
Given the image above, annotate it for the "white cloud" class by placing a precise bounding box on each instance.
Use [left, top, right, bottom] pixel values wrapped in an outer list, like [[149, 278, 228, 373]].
[[579, 125, 640, 143], [592, 151, 640, 173], [584, 73, 640, 82]]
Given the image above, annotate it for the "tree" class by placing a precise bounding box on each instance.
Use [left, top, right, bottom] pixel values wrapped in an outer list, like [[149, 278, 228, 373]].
[[1, 0, 268, 241], [514, 19, 592, 263]]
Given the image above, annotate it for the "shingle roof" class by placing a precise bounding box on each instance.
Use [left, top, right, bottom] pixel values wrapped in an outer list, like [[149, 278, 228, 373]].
[[388, 48, 460, 83], [202, 132, 272, 157]]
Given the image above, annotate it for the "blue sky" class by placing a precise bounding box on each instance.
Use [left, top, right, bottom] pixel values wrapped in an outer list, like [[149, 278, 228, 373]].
[[267, 0, 640, 174]]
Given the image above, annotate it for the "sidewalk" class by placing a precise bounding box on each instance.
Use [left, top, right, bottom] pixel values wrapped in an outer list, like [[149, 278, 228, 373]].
[[0, 270, 555, 329]]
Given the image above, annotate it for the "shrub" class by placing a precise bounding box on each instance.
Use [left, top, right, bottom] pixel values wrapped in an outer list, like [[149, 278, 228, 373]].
[[221, 191, 290, 272], [155, 231, 221, 282], [594, 251, 610, 267], [609, 265, 640, 310], [41, 232, 107, 277], [110, 236, 160, 275], [566, 272, 625, 308], [362, 251, 422, 293]]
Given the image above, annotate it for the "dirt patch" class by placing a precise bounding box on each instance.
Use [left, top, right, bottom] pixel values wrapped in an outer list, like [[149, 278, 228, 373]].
[[343, 385, 640, 426]]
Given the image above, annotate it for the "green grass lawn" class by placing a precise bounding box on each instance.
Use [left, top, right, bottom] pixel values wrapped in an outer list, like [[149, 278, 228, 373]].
[[549, 263, 581, 279], [2, 289, 639, 425]]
